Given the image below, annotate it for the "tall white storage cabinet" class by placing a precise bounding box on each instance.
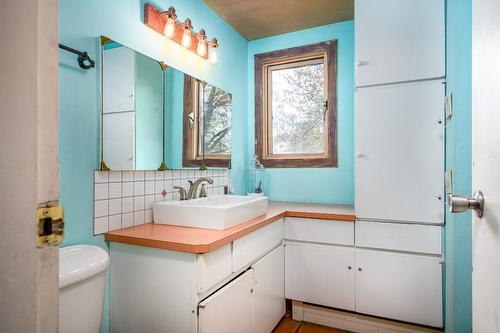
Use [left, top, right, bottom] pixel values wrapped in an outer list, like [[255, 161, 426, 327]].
[[355, 0, 445, 86], [355, 80, 445, 223], [354, 0, 445, 328]]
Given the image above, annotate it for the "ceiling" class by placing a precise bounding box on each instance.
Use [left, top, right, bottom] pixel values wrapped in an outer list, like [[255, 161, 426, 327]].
[[203, 0, 354, 40]]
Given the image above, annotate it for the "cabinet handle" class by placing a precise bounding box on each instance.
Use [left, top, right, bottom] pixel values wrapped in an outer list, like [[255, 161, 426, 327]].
[[348, 266, 352, 270], [358, 267, 362, 272], [356, 152, 364, 158], [357, 59, 368, 67], [250, 288, 254, 293], [198, 304, 205, 310]]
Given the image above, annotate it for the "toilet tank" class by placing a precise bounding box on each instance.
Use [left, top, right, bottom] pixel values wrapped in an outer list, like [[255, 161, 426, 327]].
[[59, 245, 109, 333]]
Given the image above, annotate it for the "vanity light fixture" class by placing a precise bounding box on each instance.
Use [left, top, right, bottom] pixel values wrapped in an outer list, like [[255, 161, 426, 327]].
[[143, 4, 219, 62], [181, 18, 193, 48], [209, 38, 218, 64], [197, 29, 208, 57], [163, 7, 177, 38]]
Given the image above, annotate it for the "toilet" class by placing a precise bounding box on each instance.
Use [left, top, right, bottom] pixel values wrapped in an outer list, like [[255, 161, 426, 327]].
[[59, 244, 109, 333]]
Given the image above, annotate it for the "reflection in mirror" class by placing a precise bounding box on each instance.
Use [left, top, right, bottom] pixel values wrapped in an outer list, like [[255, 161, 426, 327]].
[[183, 76, 232, 167], [100, 37, 164, 170], [99, 36, 232, 171]]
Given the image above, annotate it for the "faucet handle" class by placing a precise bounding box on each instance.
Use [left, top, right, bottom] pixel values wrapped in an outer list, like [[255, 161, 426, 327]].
[[173, 186, 188, 200], [199, 184, 208, 198]]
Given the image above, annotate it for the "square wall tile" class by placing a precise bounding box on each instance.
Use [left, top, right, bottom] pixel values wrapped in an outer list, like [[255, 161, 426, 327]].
[[109, 214, 122, 231], [134, 170, 145, 181], [145, 195, 154, 210], [94, 183, 108, 200], [145, 171, 155, 181], [145, 181, 155, 195], [94, 200, 108, 218], [122, 197, 134, 213], [122, 212, 134, 228], [94, 171, 108, 183], [109, 198, 121, 215], [94, 216, 108, 235], [134, 181, 145, 196], [145, 209, 153, 223], [134, 210, 145, 226], [122, 182, 134, 197], [109, 182, 121, 199], [134, 196, 145, 211], [122, 171, 134, 182]]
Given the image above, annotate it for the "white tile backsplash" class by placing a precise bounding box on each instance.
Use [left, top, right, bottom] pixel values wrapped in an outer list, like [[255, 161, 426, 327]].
[[93, 169, 230, 235]]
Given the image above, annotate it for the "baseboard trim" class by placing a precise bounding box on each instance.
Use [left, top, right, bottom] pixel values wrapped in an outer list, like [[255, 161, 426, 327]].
[[291, 301, 443, 333]]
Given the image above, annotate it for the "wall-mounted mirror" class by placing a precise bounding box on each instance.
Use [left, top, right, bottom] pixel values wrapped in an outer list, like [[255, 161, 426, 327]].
[[99, 36, 232, 170]]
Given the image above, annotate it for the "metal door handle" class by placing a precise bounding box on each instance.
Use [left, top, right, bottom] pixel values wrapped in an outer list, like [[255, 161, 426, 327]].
[[448, 191, 484, 217]]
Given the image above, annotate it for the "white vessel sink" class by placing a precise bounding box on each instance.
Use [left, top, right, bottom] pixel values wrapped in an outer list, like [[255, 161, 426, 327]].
[[153, 195, 269, 230]]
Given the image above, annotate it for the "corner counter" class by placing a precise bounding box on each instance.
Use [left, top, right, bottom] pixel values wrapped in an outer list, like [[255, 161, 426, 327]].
[[104, 201, 355, 253]]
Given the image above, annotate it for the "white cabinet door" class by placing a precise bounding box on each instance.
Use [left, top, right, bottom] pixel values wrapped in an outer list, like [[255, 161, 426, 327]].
[[285, 242, 355, 311], [252, 245, 285, 333], [103, 45, 135, 113], [103, 112, 135, 170], [355, 249, 442, 327], [198, 269, 254, 333], [355, 0, 445, 86], [355, 80, 444, 224]]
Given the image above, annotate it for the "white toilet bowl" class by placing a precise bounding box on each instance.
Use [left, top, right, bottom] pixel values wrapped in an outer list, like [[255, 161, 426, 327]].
[[59, 244, 109, 333]]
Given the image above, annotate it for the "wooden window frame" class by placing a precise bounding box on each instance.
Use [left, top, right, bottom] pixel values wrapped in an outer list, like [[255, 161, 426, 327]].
[[183, 74, 231, 168], [255, 40, 337, 168]]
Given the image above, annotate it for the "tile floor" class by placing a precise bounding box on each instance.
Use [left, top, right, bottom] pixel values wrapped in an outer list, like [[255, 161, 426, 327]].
[[273, 317, 349, 333]]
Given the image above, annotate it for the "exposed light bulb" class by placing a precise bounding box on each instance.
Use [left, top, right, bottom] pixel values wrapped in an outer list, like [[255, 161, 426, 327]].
[[182, 29, 191, 48], [197, 29, 208, 57], [197, 39, 207, 57], [209, 47, 217, 64], [164, 17, 176, 38]]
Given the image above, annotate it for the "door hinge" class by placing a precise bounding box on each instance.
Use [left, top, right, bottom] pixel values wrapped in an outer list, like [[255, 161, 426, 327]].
[[37, 203, 64, 247]]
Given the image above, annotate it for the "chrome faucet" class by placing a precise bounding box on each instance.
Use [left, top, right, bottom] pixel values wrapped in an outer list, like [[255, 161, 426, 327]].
[[187, 177, 213, 199]]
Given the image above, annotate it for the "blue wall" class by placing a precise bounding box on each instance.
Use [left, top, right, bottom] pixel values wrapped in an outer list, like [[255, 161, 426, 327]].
[[445, 0, 472, 331], [247, 21, 355, 204], [59, 0, 247, 331]]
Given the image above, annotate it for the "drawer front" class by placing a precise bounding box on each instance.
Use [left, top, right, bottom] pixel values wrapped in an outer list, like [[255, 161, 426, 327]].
[[232, 219, 284, 272], [197, 243, 232, 294], [285, 217, 354, 246], [355, 221, 442, 255]]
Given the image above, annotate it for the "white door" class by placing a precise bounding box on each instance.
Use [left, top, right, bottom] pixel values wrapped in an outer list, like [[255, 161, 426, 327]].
[[252, 245, 285, 333], [355, 249, 442, 327], [470, 1, 500, 331], [285, 242, 355, 311], [198, 269, 254, 333], [355, 80, 444, 223], [103, 112, 135, 170], [102, 46, 135, 113], [355, 0, 445, 86]]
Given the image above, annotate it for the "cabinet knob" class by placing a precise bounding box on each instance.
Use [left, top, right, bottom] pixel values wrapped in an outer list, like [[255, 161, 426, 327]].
[[129, 93, 134, 97], [128, 155, 133, 160], [436, 194, 442, 201], [348, 266, 352, 270], [358, 267, 362, 272], [356, 152, 364, 158]]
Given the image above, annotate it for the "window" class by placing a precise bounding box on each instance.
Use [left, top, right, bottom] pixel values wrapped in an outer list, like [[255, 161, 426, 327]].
[[183, 75, 232, 167], [255, 41, 337, 167]]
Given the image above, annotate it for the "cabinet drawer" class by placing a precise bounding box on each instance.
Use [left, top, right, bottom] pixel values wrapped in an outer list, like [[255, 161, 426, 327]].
[[232, 219, 284, 272], [355, 249, 442, 327], [285, 217, 354, 245], [285, 242, 355, 311], [197, 243, 232, 294], [356, 221, 442, 255]]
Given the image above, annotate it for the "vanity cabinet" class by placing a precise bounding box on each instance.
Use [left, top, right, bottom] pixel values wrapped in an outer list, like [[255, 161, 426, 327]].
[[109, 219, 284, 333], [198, 269, 254, 333], [285, 242, 355, 311], [355, 0, 445, 86], [253, 245, 285, 333], [285, 218, 356, 311], [355, 249, 443, 327]]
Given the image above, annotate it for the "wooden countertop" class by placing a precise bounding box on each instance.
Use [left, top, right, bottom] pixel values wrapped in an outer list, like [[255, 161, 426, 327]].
[[104, 201, 355, 254]]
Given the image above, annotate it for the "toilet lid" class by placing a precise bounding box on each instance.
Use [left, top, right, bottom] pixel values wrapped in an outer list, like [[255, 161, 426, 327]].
[[59, 244, 109, 289]]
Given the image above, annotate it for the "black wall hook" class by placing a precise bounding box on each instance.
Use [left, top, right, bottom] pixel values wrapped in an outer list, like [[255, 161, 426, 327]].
[[59, 43, 95, 69]]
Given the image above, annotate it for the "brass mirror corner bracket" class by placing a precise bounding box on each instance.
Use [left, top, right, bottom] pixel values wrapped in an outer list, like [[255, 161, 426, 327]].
[[157, 161, 169, 171], [37, 204, 64, 247], [100, 36, 112, 45], [158, 61, 168, 71], [199, 160, 208, 171], [99, 160, 111, 171]]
